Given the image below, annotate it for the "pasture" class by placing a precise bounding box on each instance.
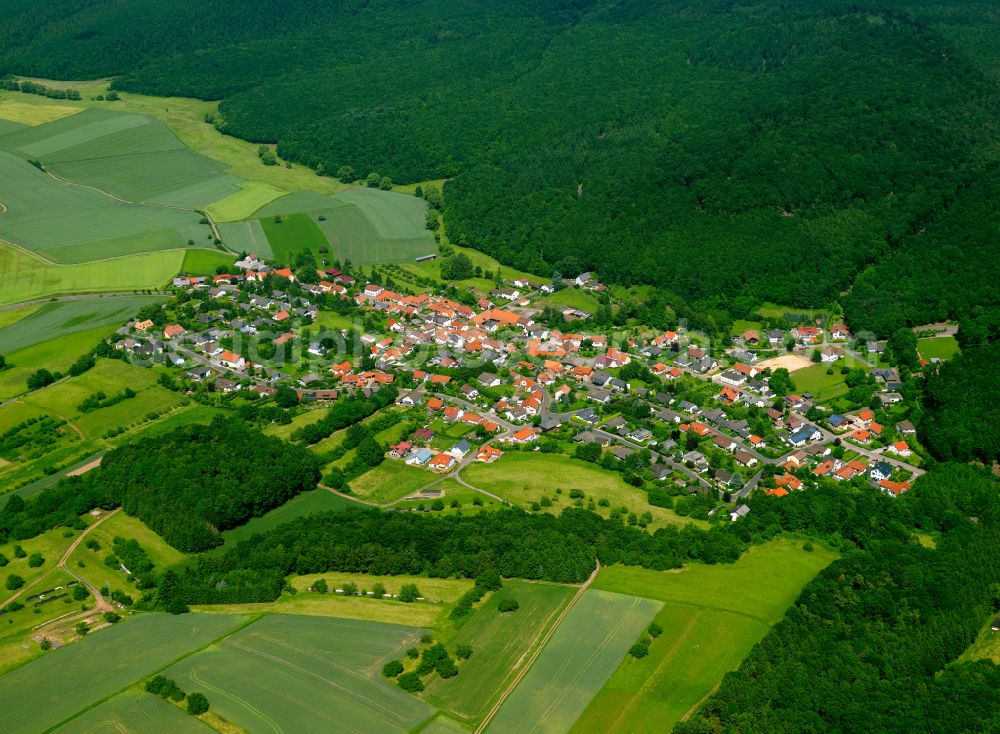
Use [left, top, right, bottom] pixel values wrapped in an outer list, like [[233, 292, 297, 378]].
[[461, 453, 702, 529], [0, 325, 116, 401], [0, 242, 182, 307], [574, 538, 837, 733], [0, 295, 163, 354], [180, 248, 235, 275], [426, 580, 576, 725], [487, 589, 661, 734], [918, 335, 959, 361], [0, 100, 80, 126], [0, 612, 248, 734], [164, 614, 435, 734], [51, 690, 215, 734]]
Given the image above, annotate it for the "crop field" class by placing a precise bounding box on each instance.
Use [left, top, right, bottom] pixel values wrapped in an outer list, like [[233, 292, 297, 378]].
[[260, 211, 329, 261], [0, 295, 163, 354], [918, 335, 959, 361], [0, 243, 183, 307], [0, 100, 81, 126], [347, 460, 435, 503], [574, 539, 837, 733], [50, 690, 215, 734], [426, 580, 576, 725], [487, 589, 662, 734], [205, 179, 287, 222], [216, 219, 272, 258], [180, 248, 235, 275], [0, 613, 248, 734], [461, 453, 703, 529], [164, 614, 435, 734], [213, 489, 358, 552]]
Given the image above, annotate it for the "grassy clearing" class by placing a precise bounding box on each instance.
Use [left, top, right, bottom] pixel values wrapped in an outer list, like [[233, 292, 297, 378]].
[[180, 248, 236, 275], [918, 335, 959, 361], [204, 179, 286, 222], [50, 689, 215, 734], [164, 614, 435, 733], [0, 612, 248, 734], [348, 460, 435, 503], [487, 589, 662, 734], [536, 287, 600, 312], [290, 572, 473, 603], [0, 101, 81, 126], [461, 453, 703, 529], [0, 295, 162, 354], [957, 617, 1000, 665], [425, 581, 576, 725], [575, 538, 837, 734], [0, 242, 182, 307]]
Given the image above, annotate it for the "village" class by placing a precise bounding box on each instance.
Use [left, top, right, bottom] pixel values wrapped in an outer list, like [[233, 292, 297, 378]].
[[111, 253, 929, 520]]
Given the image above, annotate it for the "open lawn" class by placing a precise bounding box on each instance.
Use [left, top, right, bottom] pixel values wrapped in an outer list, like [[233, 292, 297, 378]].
[[180, 248, 235, 275], [791, 361, 857, 402], [348, 460, 435, 503], [574, 538, 837, 734], [0, 612, 248, 734], [426, 580, 576, 726], [918, 335, 959, 361], [51, 689, 215, 734], [0, 295, 162, 354], [462, 453, 703, 529], [164, 614, 435, 734], [487, 589, 661, 734], [0, 100, 81, 126]]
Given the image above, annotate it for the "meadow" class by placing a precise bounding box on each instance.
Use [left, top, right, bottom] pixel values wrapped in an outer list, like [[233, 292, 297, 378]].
[[164, 614, 436, 734], [260, 211, 329, 261], [180, 248, 235, 275], [487, 589, 662, 734], [425, 580, 576, 726], [50, 689, 215, 734], [0, 295, 163, 354], [790, 361, 857, 402], [0, 325, 116, 401], [0, 100, 81, 126], [461, 453, 702, 529], [0, 242, 182, 307], [347, 460, 436, 504], [204, 179, 285, 222], [573, 538, 838, 733], [290, 572, 473, 603], [0, 612, 248, 734]]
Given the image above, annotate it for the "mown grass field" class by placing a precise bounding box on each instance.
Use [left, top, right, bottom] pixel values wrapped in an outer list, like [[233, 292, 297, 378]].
[[791, 361, 853, 402], [462, 453, 703, 529], [180, 248, 235, 275], [50, 689, 215, 734], [536, 287, 600, 313], [918, 335, 960, 361], [0, 243, 182, 307], [573, 539, 838, 734], [164, 614, 435, 733], [487, 589, 661, 734], [426, 580, 576, 726], [348, 460, 435, 503], [0, 612, 248, 734], [0, 295, 163, 354]]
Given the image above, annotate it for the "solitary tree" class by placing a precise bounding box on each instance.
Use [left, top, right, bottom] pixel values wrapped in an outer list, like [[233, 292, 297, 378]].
[[187, 692, 209, 716]]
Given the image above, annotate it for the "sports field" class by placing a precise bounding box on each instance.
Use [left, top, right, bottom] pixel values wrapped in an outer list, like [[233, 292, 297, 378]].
[[572, 539, 837, 733], [0, 613, 248, 734], [0, 295, 163, 354], [918, 335, 959, 361], [487, 589, 662, 734], [461, 453, 702, 529], [50, 690, 215, 734], [426, 581, 576, 725], [0, 243, 182, 307], [164, 614, 435, 734]]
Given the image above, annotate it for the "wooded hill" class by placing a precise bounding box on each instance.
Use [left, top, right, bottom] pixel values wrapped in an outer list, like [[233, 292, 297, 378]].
[[1, 0, 998, 333]]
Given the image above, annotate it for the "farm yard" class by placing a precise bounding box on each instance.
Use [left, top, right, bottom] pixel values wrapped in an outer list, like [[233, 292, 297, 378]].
[[573, 539, 837, 733], [164, 615, 435, 734], [487, 589, 662, 734]]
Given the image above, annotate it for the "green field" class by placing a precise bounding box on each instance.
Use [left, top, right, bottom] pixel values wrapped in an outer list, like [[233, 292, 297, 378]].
[[216, 218, 273, 258], [461, 453, 703, 529], [487, 589, 662, 734], [0, 613, 248, 734], [790, 361, 859, 402], [573, 539, 838, 733], [0, 325, 116, 401], [50, 689, 215, 734], [536, 287, 600, 313], [180, 248, 236, 275], [0, 242, 182, 307], [0, 295, 162, 354], [0, 100, 81, 126], [426, 581, 576, 726], [204, 179, 286, 222], [290, 572, 473, 603], [260, 210, 329, 262], [348, 460, 436, 503], [164, 614, 435, 734], [918, 335, 960, 361]]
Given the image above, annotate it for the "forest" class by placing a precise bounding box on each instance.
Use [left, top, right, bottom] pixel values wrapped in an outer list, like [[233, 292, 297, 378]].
[[0, 1, 998, 334]]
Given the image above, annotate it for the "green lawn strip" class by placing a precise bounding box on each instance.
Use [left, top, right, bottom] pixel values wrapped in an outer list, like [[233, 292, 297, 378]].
[[0, 612, 251, 734], [460, 453, 702, 530], [161, 614, 436, 734], [424, 580, 577, 725], [573, 538, 838, 734], [486, 589, 662, 734]]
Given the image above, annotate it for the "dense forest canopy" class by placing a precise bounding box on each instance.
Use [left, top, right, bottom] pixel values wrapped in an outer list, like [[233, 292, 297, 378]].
[[0, 0, 998, 330]]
